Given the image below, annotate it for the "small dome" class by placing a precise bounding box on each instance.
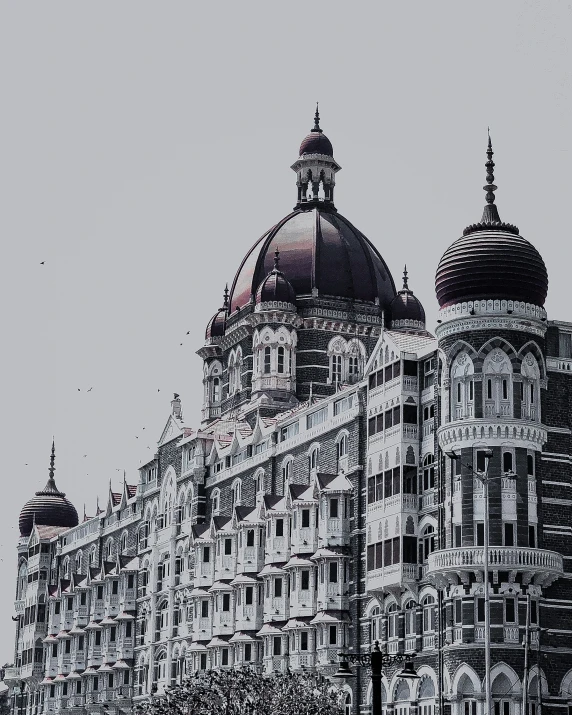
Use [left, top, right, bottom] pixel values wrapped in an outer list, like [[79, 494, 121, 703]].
[[255, 251, 296, 308], [205, 287, 229, 340], [435, 136, 548, 309], [19, 443, 79, 537], [389, 268, 426, 330], [299, 105, 333, 157]]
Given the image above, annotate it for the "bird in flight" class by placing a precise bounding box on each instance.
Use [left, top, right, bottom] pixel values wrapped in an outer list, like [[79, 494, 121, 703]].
[[40, 261, 45, 265], [186, 331, 190, 335], [87, 387, 93, 392]]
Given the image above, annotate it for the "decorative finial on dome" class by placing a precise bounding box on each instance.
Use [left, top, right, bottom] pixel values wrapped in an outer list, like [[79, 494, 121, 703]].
[[402, 265, 409, 290], [313, 103, 322, 133], [223, 284, 229, 310], [481, 129, 502, 224], [273, 249, 280, 271]]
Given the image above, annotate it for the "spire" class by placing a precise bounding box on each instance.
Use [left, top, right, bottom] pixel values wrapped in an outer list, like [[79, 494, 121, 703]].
[[402, 266, 409, 291], [38, 439, 62, 495], [222, 284, 229, 310], [273, 249, 280, 272], [481, 129, 502, 224], [312, 103, 322, 133]]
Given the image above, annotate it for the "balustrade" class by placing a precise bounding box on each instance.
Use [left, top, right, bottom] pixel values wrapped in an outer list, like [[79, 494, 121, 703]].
[[428, 546, 563, 580]]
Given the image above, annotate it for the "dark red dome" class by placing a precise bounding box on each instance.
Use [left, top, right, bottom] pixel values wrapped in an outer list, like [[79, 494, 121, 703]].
[[435, 229, 548, 308], [229, 206, 396, 311], [205, 308, 226, 340], [299, 131, 333, 157], [255, 257, 296, 307], [19, 479, 78, 537]]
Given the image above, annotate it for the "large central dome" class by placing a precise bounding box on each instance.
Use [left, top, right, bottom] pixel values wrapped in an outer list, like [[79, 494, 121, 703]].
[[229, 205, 396, 311]]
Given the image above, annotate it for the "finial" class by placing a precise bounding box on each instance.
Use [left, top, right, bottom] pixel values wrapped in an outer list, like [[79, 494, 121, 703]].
[[273, 249, 280, 271], [402, 265, 409, 290], [49, 439, 56, 480], [223, 284, 229, 310], [313, 103, 322, 133], [484, 128, 497, 205]]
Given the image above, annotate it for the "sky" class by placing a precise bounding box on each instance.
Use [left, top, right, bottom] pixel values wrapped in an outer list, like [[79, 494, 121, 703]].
[[0, 1, 570, 664]]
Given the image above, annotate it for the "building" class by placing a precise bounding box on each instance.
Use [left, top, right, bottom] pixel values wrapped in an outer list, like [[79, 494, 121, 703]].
[[5, 110, 572, 715]]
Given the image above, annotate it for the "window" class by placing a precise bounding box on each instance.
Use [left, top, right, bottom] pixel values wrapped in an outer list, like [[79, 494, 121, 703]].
[[331, 354, 343, 384], [476, 597, 485, 623], [387, 604, 399, 638], [559, 332, 572, 358], [300, 631, 308, 651], [222, 594, 230, 612], [276, 519, 284, 537], [505, 597, 516, 623], [245, 587, 253, 605], [337, 435, 348, 460], [273, 637, 282, 656], [423, 454, 435, 491], [404, 601, 416, 636], [201, 601, 209, 618], [528, 525, 536, 548], [244, 643, 252, 662], [277, 347, 285, 374], [224, 539, 232, 555], [503, 452, 514, 473], [301, 570, 310, 590], [212, 378, 220, 403], [246, 529, 255, 547], [264, 347, 271, 374], [422, 595, 436, 632], [203, 546, 211, 563], [301, 509, 310, 528], [274, 578, 282, 598], [329, 562, 338, 583], [504, 523, 515, 547], [454, 599, 462, 625], [330, 499, 339, 518], [475, 522, 485, 546], [307, 407, 328, 429], [527, 454, 535, 476], [329, 625, 337, 645], [424, 358, 436, 388]]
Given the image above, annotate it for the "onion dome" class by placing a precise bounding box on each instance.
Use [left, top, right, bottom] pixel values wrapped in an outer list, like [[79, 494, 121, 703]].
[[19, 442, 79, 537], [299, 105, 334, 157], [205, 286, 229, 340], [255, 250, 296, 310], [389, 267, 426, 330], [435, 134, 548, 309]]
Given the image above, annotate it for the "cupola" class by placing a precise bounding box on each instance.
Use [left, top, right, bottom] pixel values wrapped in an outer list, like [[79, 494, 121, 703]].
[[19, 441, 79, 537], [388, 267, 426, 331], [255, 250, 296, 311], [291, 105, 341, 208], [435, 134, 548, 309]]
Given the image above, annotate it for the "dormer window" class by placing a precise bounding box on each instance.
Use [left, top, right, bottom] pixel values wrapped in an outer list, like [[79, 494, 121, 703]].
[[328, 337, 365, 386]]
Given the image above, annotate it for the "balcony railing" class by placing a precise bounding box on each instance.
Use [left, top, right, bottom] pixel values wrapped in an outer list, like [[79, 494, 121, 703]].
[[428, 547, 563, 583]]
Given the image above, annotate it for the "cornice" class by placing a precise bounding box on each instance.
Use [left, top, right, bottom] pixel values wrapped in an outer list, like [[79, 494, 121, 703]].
[[436, 299, 547, 340]]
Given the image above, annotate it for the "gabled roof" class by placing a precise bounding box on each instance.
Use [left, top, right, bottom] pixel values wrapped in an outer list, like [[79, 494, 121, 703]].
[[191, 524, 211, 541], [289, 484, 316, 503], [316, 473, 353, 492], [263, 495, 288, 512]]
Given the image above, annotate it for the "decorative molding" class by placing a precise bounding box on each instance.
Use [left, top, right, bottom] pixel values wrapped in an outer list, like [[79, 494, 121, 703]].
[[438, 418, 547, 451], [437, 315, 546, 340]]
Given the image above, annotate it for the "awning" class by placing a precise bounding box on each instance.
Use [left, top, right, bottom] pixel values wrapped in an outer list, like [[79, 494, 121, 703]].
[[310, 611, 352, 625], [188, 642, 208, 652], [66, 672, 82, 680], [97, 663, 114, 673], [190, 588, 212, 597], [256, 622, 285, 636], [56, 630, 72, 640], [206, 636, 231, 648], [40, 677, 53, 686], [283, 618, 316, 631], [42, 635, 58, 644], [112, 660, 131, 670], [228, 632, 260, 643], [84, 621, 103, 631], [114, 612, 136, 621], [283, 556, 314, 569], [99, 616, 117, 625], [53, 674, 67, 682], [229, 574, 261, 586], [258, 564, 286, 576], [208, 581, 234, 592]]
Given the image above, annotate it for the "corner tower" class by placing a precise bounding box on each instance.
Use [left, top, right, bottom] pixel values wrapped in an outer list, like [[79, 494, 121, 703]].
[[428, 136, 561, 703]]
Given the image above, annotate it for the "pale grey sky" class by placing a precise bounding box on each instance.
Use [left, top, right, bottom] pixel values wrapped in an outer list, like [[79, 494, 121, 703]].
[[0, 1, 570, 664]]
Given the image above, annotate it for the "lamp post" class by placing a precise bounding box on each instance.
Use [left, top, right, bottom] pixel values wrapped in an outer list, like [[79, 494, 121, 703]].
[[333, 641, 418, 715], [445, 448, 494, 715]]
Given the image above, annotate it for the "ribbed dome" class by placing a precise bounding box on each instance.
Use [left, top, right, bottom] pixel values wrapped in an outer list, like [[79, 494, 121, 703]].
[[435, 135, 549, 309], [229, 206, 396, 311], [299, 131, 333, 157], [255, 252, 296, 307], [205, 308, 226, 340], [205, 287, 229, 340], [19, 443, 78, 537], [435, 230, 548, 309], [389, 269, 426, 329]]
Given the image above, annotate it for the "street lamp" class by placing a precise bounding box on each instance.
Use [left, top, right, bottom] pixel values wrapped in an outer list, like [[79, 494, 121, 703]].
[[333, 641, 418, 715], [445, 448, 493, 715]]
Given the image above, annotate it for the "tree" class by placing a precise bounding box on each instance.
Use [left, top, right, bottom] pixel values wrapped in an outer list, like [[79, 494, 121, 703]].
[[134, 667, 345, 715], [0, 688, 10, 715]]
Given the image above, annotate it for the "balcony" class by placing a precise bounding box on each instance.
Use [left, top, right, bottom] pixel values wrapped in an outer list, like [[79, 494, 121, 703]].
[[427, 547, 563, 587], [2, 667, 20, 683], [367, 563, 418, 592], [438, 417, 546, 451]]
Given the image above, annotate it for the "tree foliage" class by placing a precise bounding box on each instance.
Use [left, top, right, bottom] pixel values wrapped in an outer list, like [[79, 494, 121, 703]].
[[135, 668, 345, 715]]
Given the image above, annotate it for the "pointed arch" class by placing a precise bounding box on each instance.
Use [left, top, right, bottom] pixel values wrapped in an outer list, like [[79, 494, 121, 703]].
[[489, 662, 521, 695], [452, 664, 481, 695]]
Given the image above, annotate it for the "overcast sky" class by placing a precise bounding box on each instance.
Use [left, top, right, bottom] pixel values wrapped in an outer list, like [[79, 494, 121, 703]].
[[0, 1, 570, 664]]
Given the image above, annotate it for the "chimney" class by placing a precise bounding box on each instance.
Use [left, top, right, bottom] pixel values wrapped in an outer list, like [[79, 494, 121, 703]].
[[171, 393, 182, 420]]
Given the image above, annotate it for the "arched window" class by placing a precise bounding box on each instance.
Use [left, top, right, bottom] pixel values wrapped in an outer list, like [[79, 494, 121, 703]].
[[343, 692, 352, 715], [211, 489, 220, 516], [370, 606, 382, 642], [328, 337, 366, 386], [90, 546, 97, 566], [309, 446, 319, 473], [422, 595, 436, 634], [76, 551, 83, 574], [483, 348, 513, 417], [253, 470, 264, 496], [404, 600, 416, 637], [387, 603, 399, 639], [337, 434, 348, 460], [422, 454, 435, 491], [277, 347, 285, 374], [281, 458, 293, 494], [212, 377, 220, 403], [450, 352, 475, 420], [120, 532, 128, 554], [521, 352, 541, 421], [231, 479, 242, 509], [421, 525, 435, 562], [264, 347, 271, 374]]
